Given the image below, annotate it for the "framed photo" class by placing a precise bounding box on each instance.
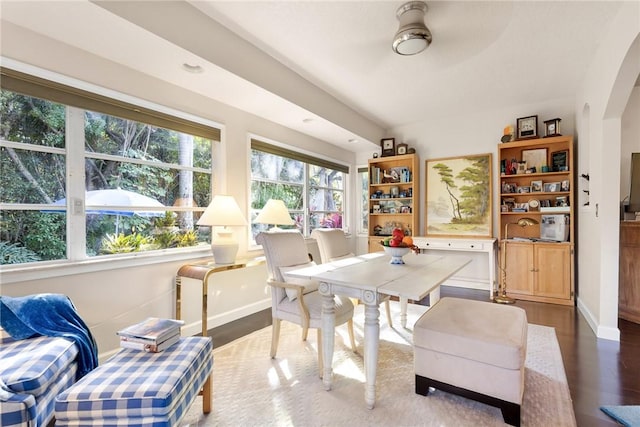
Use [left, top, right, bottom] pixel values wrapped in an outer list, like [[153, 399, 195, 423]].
[[516, 115, 538, 140], [531, 180, 543, 192], [400, 205, 411, 213], [381, 138, 395, 157], [551, 150, 568, 171], [516, 161, 527, 174], [425, 153, 493, 237], [396, 143, 408, 155], [373, 204, 381, 214], [502, 182, 517, 193], [522, 148, 547, 173], [517, 186, 531, 193], [544, 182, 560, 192], [561, 180, 570, 192]]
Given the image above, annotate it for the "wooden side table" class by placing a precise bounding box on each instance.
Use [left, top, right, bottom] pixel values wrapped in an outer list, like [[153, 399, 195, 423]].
[[175, 257, 265, 336]]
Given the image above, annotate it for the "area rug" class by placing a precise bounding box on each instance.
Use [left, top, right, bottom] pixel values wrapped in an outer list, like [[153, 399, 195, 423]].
[[600, 405, 640, 427], [183, 303, 576, 426]]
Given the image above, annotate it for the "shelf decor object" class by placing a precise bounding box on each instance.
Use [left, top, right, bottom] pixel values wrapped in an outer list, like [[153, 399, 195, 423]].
[[544, 118, 562, 137], [495, 217, 538, 304], [516, 115, 538, 140], [425, 153, 493, 238]]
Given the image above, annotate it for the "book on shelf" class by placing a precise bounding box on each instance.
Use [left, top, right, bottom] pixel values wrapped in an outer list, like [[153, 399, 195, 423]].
[[120, 331, 180, 353], [117, 317, 184, 343]]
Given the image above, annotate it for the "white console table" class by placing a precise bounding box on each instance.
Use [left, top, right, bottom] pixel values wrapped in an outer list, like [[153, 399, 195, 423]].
[[412, 237, 497, 300]]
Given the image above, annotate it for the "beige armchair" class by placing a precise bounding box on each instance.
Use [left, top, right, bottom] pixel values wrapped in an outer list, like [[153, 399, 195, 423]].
[[256, 230, 356, 377], [310, 228, 393, 327]]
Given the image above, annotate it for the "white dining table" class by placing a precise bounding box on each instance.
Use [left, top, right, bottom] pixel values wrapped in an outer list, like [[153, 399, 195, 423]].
[[283, 251, 470, 409]]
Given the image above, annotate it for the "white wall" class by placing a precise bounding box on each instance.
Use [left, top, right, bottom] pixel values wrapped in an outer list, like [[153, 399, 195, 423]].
[[575, 2, 640, 340]]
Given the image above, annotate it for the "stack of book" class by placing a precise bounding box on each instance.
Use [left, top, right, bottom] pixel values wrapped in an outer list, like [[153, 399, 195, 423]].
[[117, 317, 184, 353]]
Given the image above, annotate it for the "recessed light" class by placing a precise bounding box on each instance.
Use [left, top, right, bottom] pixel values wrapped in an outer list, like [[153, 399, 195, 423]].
[[348, 138, 358, 144], [302, 118, 314, 123], [182, 63, 203, 73]]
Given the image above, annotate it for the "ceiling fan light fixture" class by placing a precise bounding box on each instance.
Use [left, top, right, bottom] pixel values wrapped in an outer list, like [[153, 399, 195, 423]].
[[392, 1, 432, 56]]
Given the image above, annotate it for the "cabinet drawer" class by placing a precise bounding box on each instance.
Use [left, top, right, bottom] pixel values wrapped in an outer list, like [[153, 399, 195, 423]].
[[413, 238, 486, 251]]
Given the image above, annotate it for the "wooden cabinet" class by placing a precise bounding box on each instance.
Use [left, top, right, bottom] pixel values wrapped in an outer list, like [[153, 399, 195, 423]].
[[504, 241, 573, 305], [498, 136, 575, 305], [367, 153, 420, 253], [619, 222, 640, 324]]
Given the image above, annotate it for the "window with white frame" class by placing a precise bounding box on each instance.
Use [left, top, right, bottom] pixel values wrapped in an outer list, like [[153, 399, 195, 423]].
[[0, 68, 217, 265], [250, 139, 348, 242]]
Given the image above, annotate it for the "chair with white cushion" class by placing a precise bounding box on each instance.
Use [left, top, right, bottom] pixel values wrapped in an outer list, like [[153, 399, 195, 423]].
[[256, 230, 357, 377], [311, 228, 393, 327]]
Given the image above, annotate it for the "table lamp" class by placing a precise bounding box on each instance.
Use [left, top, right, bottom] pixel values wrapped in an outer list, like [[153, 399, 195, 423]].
[[495, 217, 539, 304], [253, 199, 294, 231], [197, 195, 247, 264]]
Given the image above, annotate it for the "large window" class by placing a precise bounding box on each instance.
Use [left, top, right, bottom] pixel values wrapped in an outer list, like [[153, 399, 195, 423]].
[[250, 139, 348, 241], [0, 68, 217, 265]]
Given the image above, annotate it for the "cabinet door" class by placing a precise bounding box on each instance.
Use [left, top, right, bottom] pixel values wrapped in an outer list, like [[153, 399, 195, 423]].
[[504, 242, 534, 296], [368, 237, 384, 253], [535, 244, 571, 299]]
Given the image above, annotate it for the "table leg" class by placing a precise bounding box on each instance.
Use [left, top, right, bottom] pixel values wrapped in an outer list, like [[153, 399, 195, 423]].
[[400, 296, 408, 328], [321, 292, 335, 390], [489, 243, 496, 300], [429, 286, 441, 306], [363, 302, 380, 409]]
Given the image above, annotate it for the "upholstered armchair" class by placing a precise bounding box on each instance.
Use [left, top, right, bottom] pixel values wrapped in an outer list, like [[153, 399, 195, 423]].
[[310, 228, 393, 327], [256, 231, 356, 376]]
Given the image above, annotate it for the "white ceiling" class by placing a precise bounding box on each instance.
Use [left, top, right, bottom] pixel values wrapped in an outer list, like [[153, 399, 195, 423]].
[[0, 1, 626, 152]]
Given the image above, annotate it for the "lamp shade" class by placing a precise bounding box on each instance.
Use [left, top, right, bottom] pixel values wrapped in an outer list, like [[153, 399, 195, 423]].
[[197, 195, 247, 227], [197, 195, 246, 264], [253, 199, 294, 227]]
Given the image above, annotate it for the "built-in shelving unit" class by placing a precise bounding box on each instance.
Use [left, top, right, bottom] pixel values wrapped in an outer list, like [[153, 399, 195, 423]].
[[367, 153, 419, 253], [498, 135, 575, 305]]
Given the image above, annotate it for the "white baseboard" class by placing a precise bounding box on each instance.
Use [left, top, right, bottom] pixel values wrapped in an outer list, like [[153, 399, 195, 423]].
[[577, 297, 620, 342], [182, 298, 272, 338], [442, 277, 491, 293]]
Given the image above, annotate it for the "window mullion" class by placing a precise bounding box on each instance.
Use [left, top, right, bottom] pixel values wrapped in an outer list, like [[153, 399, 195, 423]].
[[66, 106, 86, 260]]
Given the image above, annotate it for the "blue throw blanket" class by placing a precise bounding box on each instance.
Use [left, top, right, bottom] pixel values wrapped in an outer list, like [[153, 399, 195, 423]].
[[0, 293, 98, 379]]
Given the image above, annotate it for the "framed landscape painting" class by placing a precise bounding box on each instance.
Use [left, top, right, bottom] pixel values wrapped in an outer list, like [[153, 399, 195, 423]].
[[425, 153, 493, 237]]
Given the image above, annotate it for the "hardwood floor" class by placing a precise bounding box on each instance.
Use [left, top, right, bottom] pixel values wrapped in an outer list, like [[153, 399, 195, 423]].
[[208, 287, 640, 426]]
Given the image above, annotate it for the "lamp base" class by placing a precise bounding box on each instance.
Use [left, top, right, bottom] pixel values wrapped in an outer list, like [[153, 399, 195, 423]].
[[494, 292, 516, 304], [211, 228, 238, 264]]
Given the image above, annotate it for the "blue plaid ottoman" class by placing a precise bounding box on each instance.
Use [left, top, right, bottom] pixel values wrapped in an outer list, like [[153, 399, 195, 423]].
[[54, 337, 213, 426]]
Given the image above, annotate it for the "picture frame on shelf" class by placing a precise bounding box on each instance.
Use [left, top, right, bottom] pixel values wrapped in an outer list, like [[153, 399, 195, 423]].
[[516, 161, 527, 174], [522, 148, 547, 173], [425, 153, 492, 238], [561, 180, 570, 192], [516, 115, 538, 140], [381, 138, 395, 157], [544, 182, 561, 192], [551, 150, 569, 171], [517, 186, 531, 193], [531, 180, 543, 192]]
